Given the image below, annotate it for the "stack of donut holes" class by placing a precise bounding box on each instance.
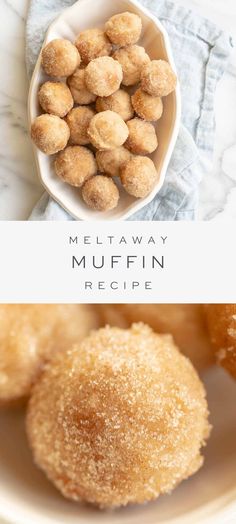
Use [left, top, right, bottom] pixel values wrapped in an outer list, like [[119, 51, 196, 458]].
[[31, 11, 177, 212]]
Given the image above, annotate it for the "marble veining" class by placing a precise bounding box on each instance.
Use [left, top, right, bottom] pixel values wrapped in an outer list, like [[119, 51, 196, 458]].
[[0, 0, 236, 220]]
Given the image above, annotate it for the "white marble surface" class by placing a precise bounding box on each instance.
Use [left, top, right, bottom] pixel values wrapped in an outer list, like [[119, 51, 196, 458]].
[[0, 0, 236, 220]]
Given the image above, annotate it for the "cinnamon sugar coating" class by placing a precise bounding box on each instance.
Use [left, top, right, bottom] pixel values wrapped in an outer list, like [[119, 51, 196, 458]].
[[96, 89, 134, 122], [113, 45, 150, 86], [85, 57, 123, 97], [66, 106, 95, 146], [82, 175, 119, 211], [67, 68, 97, 105], [205, 304, 236, 378], [75, 28, 112, 64], [132, 88, 163, 121], [88, 110, 129, 150], [96, 147, 132, 177], [0, 305, 98, 406], [38, 82, 73, 117], [141, 59, 177, 97], [121, 156, 158, 197], [26, 324, 210, 508], [105, 12, 142, 47], [41, 39, 80, 78], [54, 146, 97, 187], [98, 305, 214, 371], [31, 114, 69, 155], [125, 118, 158, 155]]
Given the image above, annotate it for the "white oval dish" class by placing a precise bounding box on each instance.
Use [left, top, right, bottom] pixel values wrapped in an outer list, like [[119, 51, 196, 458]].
[[0, 367, 236, 524], [28, 0, 181, 221]]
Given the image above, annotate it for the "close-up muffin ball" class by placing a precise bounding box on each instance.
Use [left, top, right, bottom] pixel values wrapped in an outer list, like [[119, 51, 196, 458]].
[[31, 114, 70, 155], [113, 45, 150, 86], [125, 118, 158, 154], [88, 110, 129, 150], [82, 175, 119, 211], [41, 39, 80, 77], [38, 82, 73, 118], [105, 12, 142, 47], [26, 324, 210, 508], [54, 146, 97, 187], [65, 106, 95, 146], [141, 59, 177, 97], [75, 28, 112, 64], [85, 56, 123, 97], [121, 156, 158, 198], [132, 88, 163, 121], [96, 147, 132, 177], [98, 304, 214, 372], [96, 89, 134, 122], [205, 304, 236, 378], [0, 304, 99, 406], [67, 68, 97, 105]]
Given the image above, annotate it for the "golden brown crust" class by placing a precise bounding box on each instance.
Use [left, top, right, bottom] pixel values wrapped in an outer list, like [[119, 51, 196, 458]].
[[141, 59, 177, 97], [96, 89, 134, 122], [98, 304, 214, 372], [54, 145, 97, 187], [75, 28, 112, 64], [120, 156, 158, 197], [88, 110, 129, 150], [113, 45, 150, 86], [205, 304, 236, 378], [105, 12, 142, 47], [26, 324, 210, 508], [96, 147, 132, 177], [125, 118, 158, 154], [41, 39, 80, 78], [85, 57, 123, 97], [65, 106, 95, 146], [0, 305, 99, 405], [67, 68, 97, 105], [131, 88, 163, 121], [38, 81, 73, 117], [82, 175, 119, 211], [31, 114, 69, 155]]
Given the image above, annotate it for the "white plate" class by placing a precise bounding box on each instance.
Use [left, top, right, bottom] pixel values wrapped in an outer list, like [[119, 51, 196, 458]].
[[28, 0, 181, 221], [0, 367, 236, 524]]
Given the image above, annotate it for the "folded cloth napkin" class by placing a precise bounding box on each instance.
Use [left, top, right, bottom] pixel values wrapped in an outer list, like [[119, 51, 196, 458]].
[[26, 0, 233, 221]]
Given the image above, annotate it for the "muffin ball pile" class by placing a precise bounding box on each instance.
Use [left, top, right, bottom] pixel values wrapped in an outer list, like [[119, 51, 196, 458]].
[[26, 324, 210, 508], [30, 12, 177, 212], [205, 304, 236, 379]]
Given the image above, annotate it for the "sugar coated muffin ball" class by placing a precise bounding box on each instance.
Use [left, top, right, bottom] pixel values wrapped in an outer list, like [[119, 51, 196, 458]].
[[96, 89, 134, 122], [96, 147, 132, 177], [65, 106, 95, 146], [85, 57, 123, 97], [88, 110, 129, 150], [132, 88, 163, 121], [141, 59, 177, 97], [75, 28, 112, 64], [0, 304, 98, 406], [98, 304, 213, 372], [125, 118, 158, 154], [105, 12, 142, 47], [31, 114, 69, 155], [55, 146, 97, 187], [26, 324, 210, 508], [41, 39, 80, 78], [82, 175, 119, 211], [67, 68, 96, 105], [38, 82, 73, 118], [121, 156, 158, 198], [205, 304, 236, 378], [113, 45, 150, 86]]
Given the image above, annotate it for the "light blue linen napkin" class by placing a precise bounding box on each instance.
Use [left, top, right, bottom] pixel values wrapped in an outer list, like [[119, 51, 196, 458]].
[[26, 0, 233, 221]]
